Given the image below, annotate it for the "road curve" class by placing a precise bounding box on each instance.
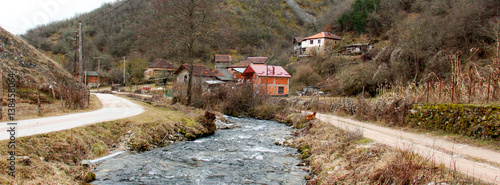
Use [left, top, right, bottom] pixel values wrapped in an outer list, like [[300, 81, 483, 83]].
[[309, 112, 500, 184], [0, 93, 144, 140]]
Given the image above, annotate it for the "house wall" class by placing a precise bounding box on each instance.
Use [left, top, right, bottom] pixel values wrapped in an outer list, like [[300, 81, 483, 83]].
[[86, 76, 101, 88], [301, 38, 340, 56], [215, 62, 231, 69], [252, 76, 289, 96], [176, 69, 214, 83], [176, 69, 190, 83], [146, 68, 172, 79]]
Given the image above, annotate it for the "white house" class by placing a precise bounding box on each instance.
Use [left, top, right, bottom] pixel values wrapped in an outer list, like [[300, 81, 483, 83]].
[[295, 32, 342, 56]]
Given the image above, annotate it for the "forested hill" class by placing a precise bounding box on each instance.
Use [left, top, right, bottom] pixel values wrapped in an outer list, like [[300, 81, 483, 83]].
[[22, 0, 500, 96], [21, 0, 323, 82]]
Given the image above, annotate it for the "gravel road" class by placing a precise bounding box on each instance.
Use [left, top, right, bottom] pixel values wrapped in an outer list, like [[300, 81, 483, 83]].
[[310, 112, 500, 184], [0, 93, 144, 140]]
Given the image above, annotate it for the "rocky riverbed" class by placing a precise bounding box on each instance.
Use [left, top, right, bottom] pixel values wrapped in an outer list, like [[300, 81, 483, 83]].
[[92, 116, 308, 184]]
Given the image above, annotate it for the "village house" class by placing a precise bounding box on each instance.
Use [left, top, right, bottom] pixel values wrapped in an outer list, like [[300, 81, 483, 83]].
[[144, 59, 175, 80], [84, 71, 107, 88], [241, 64, 292, 97], [213, 54, 234, 82], [173, 64, 216, 83], [228, 57, 268, 81], [293, 37, 304, 56], [214, 54, 233, 68], [294, 32, 342, 56]]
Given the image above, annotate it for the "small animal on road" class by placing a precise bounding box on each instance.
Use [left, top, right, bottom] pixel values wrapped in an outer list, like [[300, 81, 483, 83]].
[[305, 112, 316, 121]]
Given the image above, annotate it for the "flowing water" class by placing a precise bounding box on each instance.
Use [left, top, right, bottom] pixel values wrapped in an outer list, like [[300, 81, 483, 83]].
[[93, 116, 308, 185]]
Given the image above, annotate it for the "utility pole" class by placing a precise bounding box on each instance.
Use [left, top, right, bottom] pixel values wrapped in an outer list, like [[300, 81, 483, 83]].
[[94, 57, 102, 93], [78, 22, 83, 84], [73, 31, 78, 76], [123, 56, 126, 85]]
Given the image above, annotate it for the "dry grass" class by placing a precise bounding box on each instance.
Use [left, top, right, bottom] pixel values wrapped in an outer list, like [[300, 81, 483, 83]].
[[1, 94, 102, 121], [291, 120, 481, 184], [0, 95, 213, 184]]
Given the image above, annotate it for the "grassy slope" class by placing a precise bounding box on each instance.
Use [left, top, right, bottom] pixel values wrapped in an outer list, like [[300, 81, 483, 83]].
[[0, 96, 213, 184], [0, 26, 75, 88]]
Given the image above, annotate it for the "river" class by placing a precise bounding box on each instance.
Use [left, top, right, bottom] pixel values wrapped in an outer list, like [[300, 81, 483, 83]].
[[92, 116, 308, 185]]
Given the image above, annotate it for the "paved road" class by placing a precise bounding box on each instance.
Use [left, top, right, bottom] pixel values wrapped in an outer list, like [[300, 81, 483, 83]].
[[0, 93, 144, 140], [309, 112, 500, 184]]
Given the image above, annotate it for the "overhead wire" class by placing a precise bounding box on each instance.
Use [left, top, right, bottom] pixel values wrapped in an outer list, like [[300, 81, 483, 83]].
[[86, 0, 133, 24]]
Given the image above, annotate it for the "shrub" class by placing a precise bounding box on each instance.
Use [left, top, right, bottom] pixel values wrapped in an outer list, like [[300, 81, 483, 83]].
[[291, 64, 322, 89], [407, 104, 500, 139]]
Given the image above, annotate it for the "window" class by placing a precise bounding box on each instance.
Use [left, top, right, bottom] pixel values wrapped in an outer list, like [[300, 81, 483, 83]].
[[318, 39, 321, 44], [310, 40, 313, 45], [278, 87, 284, 94]]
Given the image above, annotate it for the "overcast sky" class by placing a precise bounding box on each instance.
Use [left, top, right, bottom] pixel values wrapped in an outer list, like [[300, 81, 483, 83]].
[[0, 0, 117, 35]]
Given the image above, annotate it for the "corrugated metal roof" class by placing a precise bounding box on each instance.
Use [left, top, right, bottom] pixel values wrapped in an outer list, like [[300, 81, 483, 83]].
[[205, 80, 225, 85], [233, 68, 246, 73], [242, 64, 292, 78]]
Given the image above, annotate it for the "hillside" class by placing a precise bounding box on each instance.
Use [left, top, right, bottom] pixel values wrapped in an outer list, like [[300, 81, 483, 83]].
[[21, 0, 320, 83], [1, 26, 75, 87], [21, 0, 500, 100], [1, 26, 87, 110]]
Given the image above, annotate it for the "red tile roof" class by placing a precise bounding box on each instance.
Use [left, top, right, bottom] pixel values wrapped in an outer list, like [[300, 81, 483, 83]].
[[228, 57, 268, 68], [228, 60, 252, 68], [148, 59, 174, 70], [242, 64, 292, 78], [303, 32, 341, 41], [245, 57, 268, 64], [173, 64, 215, 77], [214, 54, 232, 63]]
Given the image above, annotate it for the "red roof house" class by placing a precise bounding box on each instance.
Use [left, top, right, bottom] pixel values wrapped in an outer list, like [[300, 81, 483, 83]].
[[228, 57, 269, 81], [241, 64, 292, 97]]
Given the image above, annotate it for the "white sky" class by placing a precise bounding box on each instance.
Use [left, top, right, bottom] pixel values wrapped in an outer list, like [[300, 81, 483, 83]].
[[0, 0, 118, 35]]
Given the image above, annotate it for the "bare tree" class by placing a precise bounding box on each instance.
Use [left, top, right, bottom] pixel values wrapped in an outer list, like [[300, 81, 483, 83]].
[[152, 0, 221, 106], [483, 18, 500, 66]]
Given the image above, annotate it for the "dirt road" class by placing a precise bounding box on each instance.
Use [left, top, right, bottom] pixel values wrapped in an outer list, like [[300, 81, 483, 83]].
[[0, 93, 144, 140], [311, 112, 500, 184]]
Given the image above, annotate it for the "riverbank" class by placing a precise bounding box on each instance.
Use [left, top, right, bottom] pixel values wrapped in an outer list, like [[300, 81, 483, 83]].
[[0, 95, 216, 184]]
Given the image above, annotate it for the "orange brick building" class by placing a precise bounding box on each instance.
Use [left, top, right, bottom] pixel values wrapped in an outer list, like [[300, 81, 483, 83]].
[[241, 64, 292, 97]]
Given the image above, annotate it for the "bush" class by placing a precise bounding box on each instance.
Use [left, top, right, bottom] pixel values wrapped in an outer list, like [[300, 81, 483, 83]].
[[291, 64, 322, 90], [408, 104, 500, 139], [336, 62, 388, 96]]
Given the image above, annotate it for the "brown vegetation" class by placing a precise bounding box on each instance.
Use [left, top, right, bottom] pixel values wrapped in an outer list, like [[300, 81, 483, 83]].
[[291, 120, 478, 184]]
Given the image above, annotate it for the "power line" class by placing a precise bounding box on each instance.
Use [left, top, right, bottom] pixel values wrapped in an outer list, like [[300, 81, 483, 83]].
[[86, 0, 133, 24]]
